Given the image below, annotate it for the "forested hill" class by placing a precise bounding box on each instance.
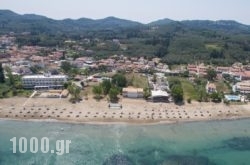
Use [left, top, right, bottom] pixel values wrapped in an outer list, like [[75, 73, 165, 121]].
[[0, 10, 143, 33], [1, 10, 250, 65], [1, 10, 249, 34]]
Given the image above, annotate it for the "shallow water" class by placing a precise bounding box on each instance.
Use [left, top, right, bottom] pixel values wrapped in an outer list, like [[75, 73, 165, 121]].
[[0, 119, 250, 165]]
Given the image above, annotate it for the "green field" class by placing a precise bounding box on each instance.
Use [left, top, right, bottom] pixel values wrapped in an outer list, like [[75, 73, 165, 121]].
[[168, 77, 198, 100], [125, 73, 149, 89], [205, 44, 222, 51], [215, 80, 231, 93], [179, 78, 199, 100]]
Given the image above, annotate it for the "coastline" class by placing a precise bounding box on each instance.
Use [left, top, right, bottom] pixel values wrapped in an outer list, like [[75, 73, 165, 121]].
[[1, 97, 250, 126], [1, 116, 250, 126]]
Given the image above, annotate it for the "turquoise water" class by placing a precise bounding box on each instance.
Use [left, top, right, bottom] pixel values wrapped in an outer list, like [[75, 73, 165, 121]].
[[0, 119, 250, 165]]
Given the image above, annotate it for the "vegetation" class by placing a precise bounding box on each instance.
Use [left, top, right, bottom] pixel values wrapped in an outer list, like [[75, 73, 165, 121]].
[[60, 61, 72, 74], [92, 85, 103, 100], [67, 82, 81, 103], [0, 63, 5, 83], [101, 80, 112, 95], [91, 74, 126, 102], [210, 92, 222, 103], [179, 78, 198, 100], [168, 77, 198, 101], [1, 10, 250, 103], [1, 10, 250, 65], [108, 87, 120, 103], [143, 88, 151, 99], [112, 74, 127, 88], [0, 66, 31, 98], [125, 73, 149, 89], [60, 61, 80, 78], [168, 78, 184, 104], [168, 77, 224, 103], [206, 68, 217, 81], [215, 80, 231, 93]]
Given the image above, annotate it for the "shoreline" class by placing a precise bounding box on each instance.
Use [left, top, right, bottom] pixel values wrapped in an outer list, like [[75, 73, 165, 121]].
[[1, 116, 250, 126]]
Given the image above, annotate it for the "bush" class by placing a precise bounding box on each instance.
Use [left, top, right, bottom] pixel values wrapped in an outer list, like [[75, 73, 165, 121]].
[[224, 99, 230, 105], [187, 98, 192, 104], [210, 92, 222, 103]]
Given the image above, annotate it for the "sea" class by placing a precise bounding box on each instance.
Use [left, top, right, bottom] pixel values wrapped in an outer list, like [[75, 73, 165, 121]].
[[0, 119, 250, 165]]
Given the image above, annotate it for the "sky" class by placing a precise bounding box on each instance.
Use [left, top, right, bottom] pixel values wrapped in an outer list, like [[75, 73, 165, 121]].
[[1, 0, 250, 25]]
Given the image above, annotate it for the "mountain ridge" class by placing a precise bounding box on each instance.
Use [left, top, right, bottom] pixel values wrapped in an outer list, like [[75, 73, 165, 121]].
[[1, 10, 250, 65], [0, 9, 249, 32]]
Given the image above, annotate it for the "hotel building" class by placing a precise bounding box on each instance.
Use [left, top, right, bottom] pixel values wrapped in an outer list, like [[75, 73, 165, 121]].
[[22, 74, 68, 89]]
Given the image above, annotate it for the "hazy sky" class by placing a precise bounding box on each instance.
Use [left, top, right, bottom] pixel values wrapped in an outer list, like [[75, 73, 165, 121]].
[[1, 0, 250, 24]]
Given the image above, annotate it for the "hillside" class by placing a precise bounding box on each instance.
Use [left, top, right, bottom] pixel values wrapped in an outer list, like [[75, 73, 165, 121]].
[[0, 10, 142, 33], [1, 10, 250, 65]]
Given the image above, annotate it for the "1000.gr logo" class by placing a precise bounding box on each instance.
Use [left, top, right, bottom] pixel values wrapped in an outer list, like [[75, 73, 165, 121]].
[[10, 137, 71, 155]]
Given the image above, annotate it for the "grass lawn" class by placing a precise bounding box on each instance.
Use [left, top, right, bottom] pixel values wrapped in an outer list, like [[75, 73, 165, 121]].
[[179, 78, 199, 100], [125, 73, 149, 89], [215, 80, 231, 93], [205, 44, 222, 51], [16, 89, 33, 97], [168, 76, 198, 100]]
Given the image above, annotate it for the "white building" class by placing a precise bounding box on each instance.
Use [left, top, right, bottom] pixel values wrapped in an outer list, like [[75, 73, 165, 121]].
[[233, 81, 250, 94], [151, 90, 169, 102], [22, 74, 68, 89]]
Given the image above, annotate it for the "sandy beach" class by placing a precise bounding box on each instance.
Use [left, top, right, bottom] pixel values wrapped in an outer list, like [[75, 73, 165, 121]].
[[1, 96, 250, 124]]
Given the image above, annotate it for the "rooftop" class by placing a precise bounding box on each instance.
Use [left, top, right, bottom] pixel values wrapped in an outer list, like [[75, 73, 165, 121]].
[[22, 74, 67, 79], [151, 90, 169, 97], [123, 87, 143, 93]]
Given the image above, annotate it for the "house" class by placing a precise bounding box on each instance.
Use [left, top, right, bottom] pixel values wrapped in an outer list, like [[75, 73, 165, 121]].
[[206, 82, 217, 93], [122, 87, 143, 98], [187, 64, 209, 77], [233, 71, 250, 81], [216, 67, 230, 73], [150, 90, 169, 102], [233, 81, 250, 94]]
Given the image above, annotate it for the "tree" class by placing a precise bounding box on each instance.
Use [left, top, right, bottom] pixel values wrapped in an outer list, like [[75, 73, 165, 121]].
[[5, 66, 15, 86], [182, 70, 189, 77], [80, 81, 85, 88], [108, 87, 119, 103], [197, 86, 209, 102], [171, 84, 184, 103], [61, 61, 72, 74], [207, 68, 217, 81], [92, 85, 102, 100], [67, 83, 81, 102], [112, 74, 127, 88], [5, 66, 23, 90], [0, 63, 5, 83], [152, 74, 157, 83], [101, 79, 112, 95], [155, 46, 168, 58], [83, 68, 89, 77], [169, 78, 181, 89], [210, 49, 224, 59], [143, 88, 151, 100], [30, 65, 42, 74], [210, 92, 222, 103]]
